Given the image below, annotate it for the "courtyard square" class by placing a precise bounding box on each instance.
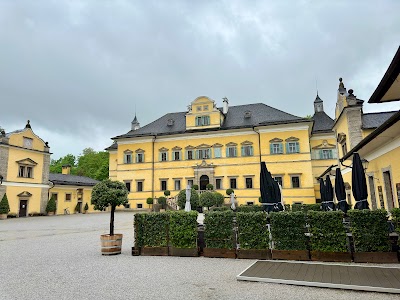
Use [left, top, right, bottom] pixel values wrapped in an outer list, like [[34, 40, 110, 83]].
[[0, 212, 399, 300]]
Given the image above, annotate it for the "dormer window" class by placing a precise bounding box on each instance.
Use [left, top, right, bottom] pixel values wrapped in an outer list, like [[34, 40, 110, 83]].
[[195, 116, 210, 126], [196, 106, 202, 112]]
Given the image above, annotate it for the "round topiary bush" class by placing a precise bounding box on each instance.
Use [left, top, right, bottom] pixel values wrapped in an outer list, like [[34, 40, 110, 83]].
[[0, 194, 10, 215], [199, 191, 216, 209], [192, 184, 199, 190], [46, 195, 57, 213], [214, 192, 224, 207], [226, 188, 234, 195], [158, 196, 167, 209], [146, 197, 154, 205], [177, 189, 199, 210], [84, 203, 89, 211], [164, 190, 170, 197], [206, 184, 214, 190]]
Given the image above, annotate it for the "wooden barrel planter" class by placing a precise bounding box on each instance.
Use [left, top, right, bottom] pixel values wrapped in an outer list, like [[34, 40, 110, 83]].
[[310, 251, 352, 262], [203, 248, 236, 258], [141, 246, 169, 256], [100, 234, 123, 256], [353, 252, 399, 263], [237, 249, 272, 259], [170, 247, 198, 257], [272, 250, 310, 261]]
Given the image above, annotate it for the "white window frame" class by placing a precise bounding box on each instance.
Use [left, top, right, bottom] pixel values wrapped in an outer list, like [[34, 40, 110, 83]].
[[160, 152, 168, 162], [226, 146, 237, 157], [214, 147, 222, 158], [136, 153, 144, 163], [174, 180, 181, 191], [124, 152, 133, 164], [173, 151, 181, 161], [196, 148, 211, 159], [271, 143, 283, 154], [287, 142, 299, 154], [241, 145, 253, 157]]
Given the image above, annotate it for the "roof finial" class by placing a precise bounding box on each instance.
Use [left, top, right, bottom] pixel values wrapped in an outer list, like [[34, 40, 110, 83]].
[[25, 120, 31, 129], [338, 77, 346, 94]]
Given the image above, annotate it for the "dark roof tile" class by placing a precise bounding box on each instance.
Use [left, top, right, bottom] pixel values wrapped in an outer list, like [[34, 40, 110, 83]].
[[49, 173, 99, 187], [312, 111, 334, 133], [362, 111, 397, 129]]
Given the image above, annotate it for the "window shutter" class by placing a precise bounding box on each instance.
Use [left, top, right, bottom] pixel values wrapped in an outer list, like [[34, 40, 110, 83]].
[[250, 146, 253, 156], [226, 148, 229, 157], [241, 146, 244, 156], [124, 154, 127, 164], [279, 143, 283, 154], [270, 143, 273, 154], [318, 150, 322, 159], [233, 147, 237, 157], [296, 142, 300, 153], [286, 142, 290, 153], [185, 150, 188, 160], [332, 149, 337, 159]]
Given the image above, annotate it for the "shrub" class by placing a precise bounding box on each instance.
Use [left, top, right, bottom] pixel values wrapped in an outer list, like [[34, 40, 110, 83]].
[[192, 184, 199, 190], [169, 211, 198, 248], [158, 197, 167, 209], [303, 204, 322, 213], [177, 189, 200, 210], [391, 208, 400, 245], [84, 203, 89, 211], [0, 194, 10, 215], [258, 196, 262, 203], [210, 206, 229, 212], [237, 212, 269, 249], [284, 204, 291, 211], [134, 213, 145, 248], [236, 205, 263, 213], [308, 211, 347, 252], [270, 211, 307, 250], [28, 212, 44, 217], [7, 212, 17, 218], [46, 195, 57, 213], [164, 190, 170, 197], [146, 198, 154, 207], [74, 203, 80, 213], [204, 211, 235, 248], [142, 212, 169, 247], [291, 203, 302, 212], [348, 209, 391, 252], [226, 189, 234, 195], [199, 191, 215, 209], [214, 192, 224, 207], [206, 184, 214, 190]]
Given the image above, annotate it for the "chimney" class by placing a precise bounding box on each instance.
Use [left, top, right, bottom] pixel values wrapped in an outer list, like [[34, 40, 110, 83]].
[[222, 97, 229, 114], [62, 165, 71, 175]]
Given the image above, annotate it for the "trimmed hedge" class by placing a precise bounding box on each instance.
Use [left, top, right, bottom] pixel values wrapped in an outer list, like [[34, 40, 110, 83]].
[[133, 213, 145, 248], [204, 211, 235, 249], [237, 212, 269, 249], [308, 211, 347, 252], [210, 206, 229, 212], [348, 209, 391, 252], [391, 208, 400, 244], [236, 205, 263, 213], [291, 203, 321, 213], [270, 211, 307, 250], [169, 211, 198, 248], [214, 192, 224, 206], [142, 212, 169, 247]]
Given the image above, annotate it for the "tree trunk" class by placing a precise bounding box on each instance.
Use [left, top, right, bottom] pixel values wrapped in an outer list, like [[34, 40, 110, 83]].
[[110, 204, 116, 236]]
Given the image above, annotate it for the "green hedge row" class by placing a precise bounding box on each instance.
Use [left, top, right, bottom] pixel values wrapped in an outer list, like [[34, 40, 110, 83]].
[[209, 206, 230, 212], [236, 205, 263, 212], [308, 211, 347, 252], [169, 211, 198, 248], [237, 212, 269, 249], [270, 211, 307, 250], [391, 208, 400, 245], [348, 209, 391, 252], [204, 211, 235, 249], [291, 203, 322, 213]]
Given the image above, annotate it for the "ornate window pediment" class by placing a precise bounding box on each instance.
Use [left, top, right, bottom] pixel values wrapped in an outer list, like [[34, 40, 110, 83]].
[[241, 140, 253, 145], [123, 149, 133, 153], [269, 138, 283, 143], [185, 145, 196, 150], [159, 147, 169, 152], [17, 159, 36, 178], [226, 142, 237, 147], [312, 140, 336, 149], [285, 136, 299, 142], [172, 146, 182, 151], [16, 158, 37, 166], [135, 148, 145, 153], [17, 191, 32, 197], [197, 143, 211, 149], [212, 143, 223, 148]]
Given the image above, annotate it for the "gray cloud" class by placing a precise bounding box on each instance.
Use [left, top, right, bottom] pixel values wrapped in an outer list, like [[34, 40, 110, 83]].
[[1, 0, 399, 158]]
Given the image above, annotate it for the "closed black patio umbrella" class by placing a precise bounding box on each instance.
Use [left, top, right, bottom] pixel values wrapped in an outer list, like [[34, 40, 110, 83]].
[[319, 178, 326, 211], [352, 153, 369, 210], [324, 175, 335, 211], [335, 168, 348, 213], [260, 162, 283, 212]]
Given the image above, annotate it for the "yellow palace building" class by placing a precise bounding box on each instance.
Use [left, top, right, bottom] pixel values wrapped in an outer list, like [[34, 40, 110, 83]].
[[107, 96, 337, 209]]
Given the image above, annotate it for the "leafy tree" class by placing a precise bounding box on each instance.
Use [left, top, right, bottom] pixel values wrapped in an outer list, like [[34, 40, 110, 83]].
[[91, 180, 128, 236], [214, 192, 224, 207], [158, 196, 167, 209], [50, 154, 76, 174], [199, 191, 216, 209], [206, 184, 214, 190], [177, 189, 200, 210], [46, 195, 57, 213], [0, 194, 10, 214]]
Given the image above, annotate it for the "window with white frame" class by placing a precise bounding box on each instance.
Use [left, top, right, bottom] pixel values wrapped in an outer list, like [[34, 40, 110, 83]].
[[214, 147, 222, 158], [286, 142, 300, 153], [226, 146, 237, 157], [186, 150, 194, 160], [195, 115, 210, 126], [18, 165, 34, 178], [321, 149, 333, 159], [241, 145, 253, 156], [124, 151, 133, 164], [196, 148, 211, 159], [270, 143, 283, 154], [173, 151, 181, 161], [160, 152, 168, 162], [136, 153, 144, 163], [174, 180, 181, 191]]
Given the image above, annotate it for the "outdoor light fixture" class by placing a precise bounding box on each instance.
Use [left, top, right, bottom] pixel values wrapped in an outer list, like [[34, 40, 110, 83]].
[[0, 175, 3, 184], [340, 155, 369, 171]]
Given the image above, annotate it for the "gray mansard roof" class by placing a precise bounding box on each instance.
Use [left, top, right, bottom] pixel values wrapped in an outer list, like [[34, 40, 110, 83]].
[[362, 111, 397, 129], [112, 103, 305, 140], [311, 111, 334, 134], [49, 173, 99, 187]]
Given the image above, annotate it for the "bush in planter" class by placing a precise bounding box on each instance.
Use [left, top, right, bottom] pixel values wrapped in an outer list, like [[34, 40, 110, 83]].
[[146, 197, 154, 209], [177, 189, 200, 210], [134, 213, 145, 248], [348, 209, 391, 252], [164, 190, 170, 197], [308, 211, 347, 252], [142, 212, 169, 247], [169, 211, 198, 248], [158, 196, 167, 209], [46, 195, 57, 214], [226, 188, 234, 196], [192, 184, 199, 190], [270, 211, 307, 250], [0, 194, 10, 215], [204, 211, 235, 248], [74, 203, 80, 213], [284, 204, 291, 211], [206, 184, 214, 190], [214, 192, 224, 207], [236, 205, 263, 213], [199, 191, 216, 209], [237, 212, 269, 249]]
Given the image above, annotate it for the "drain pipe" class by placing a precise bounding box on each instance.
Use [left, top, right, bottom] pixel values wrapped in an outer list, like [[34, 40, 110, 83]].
[[152, 135, 157, 199], [253, 127, 262, 163]]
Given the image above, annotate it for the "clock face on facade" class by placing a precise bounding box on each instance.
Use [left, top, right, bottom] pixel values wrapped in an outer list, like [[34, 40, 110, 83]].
[[23, 137, 33, 148]]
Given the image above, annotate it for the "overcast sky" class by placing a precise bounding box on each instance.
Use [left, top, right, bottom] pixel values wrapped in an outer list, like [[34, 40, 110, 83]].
[[1, 0, 399, 159]]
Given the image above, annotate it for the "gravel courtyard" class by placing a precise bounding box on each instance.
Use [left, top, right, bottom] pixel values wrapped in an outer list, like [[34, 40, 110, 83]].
[[0, 212, 398, 300]]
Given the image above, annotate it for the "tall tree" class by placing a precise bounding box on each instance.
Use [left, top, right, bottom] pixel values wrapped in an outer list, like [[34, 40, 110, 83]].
[[49, 154, 77, 174]]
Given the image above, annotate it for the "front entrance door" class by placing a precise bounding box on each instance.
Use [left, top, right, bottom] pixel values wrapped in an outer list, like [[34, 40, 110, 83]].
[[19, 200, 28, 217], [368, 176, 377, 210], [200, 175, 209, 190], [77, 202, 82, 213], [383, 171, 394, 210]]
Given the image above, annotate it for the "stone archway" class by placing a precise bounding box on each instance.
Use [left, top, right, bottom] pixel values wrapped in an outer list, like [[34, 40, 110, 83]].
[[200, 175, 209, 190]]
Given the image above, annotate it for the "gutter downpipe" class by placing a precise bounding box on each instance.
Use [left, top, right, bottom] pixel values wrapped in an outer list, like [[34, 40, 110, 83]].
[[253, 126, 262, 163], [152, 135, 157, 199]]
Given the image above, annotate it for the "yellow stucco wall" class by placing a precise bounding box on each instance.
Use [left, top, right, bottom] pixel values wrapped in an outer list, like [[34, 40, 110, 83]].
[[5, 186, 43, 215], [50, 186, 95, 215]]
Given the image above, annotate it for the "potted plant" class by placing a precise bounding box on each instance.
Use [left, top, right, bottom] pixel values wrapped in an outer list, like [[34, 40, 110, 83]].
[[46, 195, 57, 216], [91, 180, 128, 256], [0, 194, 10, 220], [348, 209, 397, 263], [74, 203, 80, 214], [141, 212, 170, 256], [237, 211, 271, 259], [206, 184, 214, 190], [83, 203, 89, 214], [158, 196, 167, 212], [308, 211, 351, 262], [164, 190, 170, 197], [270, 211, 310, 260], [177, 188, 200, 210], [169, 211, 199, 257], [146, 197, 154, 210], [226, 188, 234, 196], [203, 211, 236, 258]]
